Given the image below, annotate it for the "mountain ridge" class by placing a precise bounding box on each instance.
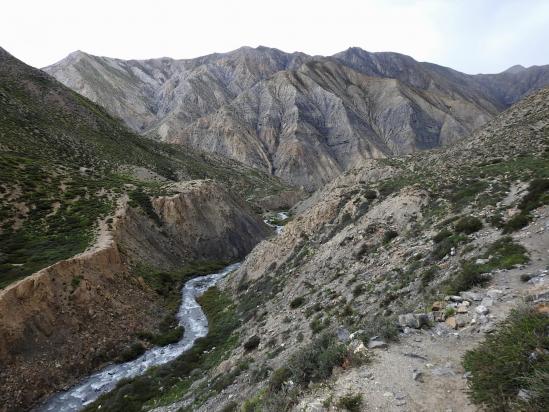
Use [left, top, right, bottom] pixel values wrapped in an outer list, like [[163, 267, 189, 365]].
[[43, 46, 549, 189]]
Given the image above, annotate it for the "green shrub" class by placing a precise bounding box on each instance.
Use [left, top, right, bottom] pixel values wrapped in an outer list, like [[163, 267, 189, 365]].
[[363, 189, 378, 200], [431, 234, 468, 260], [433, 229, 452, 243], [502, 213, 529, 233], [454, 216, 483, 234], [503, 178, 549, 233], [288, 332, 347, 386], [289, 296, 306, 309], [117, 342, 146, 363], [352, 284, 365, 297], [220, 400, 238, 412], [383, 230, 398, 244], [360, 315, 399, 342], [445, 261, 490, 295], [310, 314, 330, 334], [268, 367, 292, 392], [337, 393, 363, 412], [420, 266, 438, 287], [518, 178, 549, 212], [445, 307, 456, 317], [445, 237, 528, 294], [243, 335, 261, 351], [463, 306, 549, 411]]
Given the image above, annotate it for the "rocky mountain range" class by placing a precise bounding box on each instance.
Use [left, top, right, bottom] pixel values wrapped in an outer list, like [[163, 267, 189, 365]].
[[44, 46, 549, 189]]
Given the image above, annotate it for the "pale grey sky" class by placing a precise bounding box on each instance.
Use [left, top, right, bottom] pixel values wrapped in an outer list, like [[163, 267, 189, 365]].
[[1, 0, 548, 74]]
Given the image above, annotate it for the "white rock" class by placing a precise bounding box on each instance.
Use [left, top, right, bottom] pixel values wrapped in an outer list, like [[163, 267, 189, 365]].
[[475, 305, 489, 315], [486, 289, 503, 299], [480, 298, 494, 307]]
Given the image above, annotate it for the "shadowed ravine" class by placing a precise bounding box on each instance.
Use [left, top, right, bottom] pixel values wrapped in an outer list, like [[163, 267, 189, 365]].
[[36, 262, 242, 412]]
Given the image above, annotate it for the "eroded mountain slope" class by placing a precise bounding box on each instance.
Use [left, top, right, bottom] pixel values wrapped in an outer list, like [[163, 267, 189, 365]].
[[44, 46, 549, 189]]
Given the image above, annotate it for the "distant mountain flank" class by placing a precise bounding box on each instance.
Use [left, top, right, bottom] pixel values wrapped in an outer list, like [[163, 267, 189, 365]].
[[44, 47, 549, 190]]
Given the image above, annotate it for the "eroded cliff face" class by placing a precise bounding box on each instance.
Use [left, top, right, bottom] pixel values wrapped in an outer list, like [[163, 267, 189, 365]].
[[44, 46, 549, 191], [0, 180, 269, 411]]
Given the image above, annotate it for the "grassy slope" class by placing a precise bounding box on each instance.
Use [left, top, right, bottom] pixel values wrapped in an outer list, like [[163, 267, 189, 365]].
[[0, 48, 289, 288]]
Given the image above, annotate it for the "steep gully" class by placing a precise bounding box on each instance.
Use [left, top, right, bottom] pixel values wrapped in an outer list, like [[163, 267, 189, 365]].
[[37, 214, 288, 412]]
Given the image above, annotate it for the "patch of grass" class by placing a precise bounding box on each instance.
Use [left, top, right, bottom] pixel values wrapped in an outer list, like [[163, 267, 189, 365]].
[[431, 233, 468, 260], [454, 216, 483, 234], [463, 306, 549, 411], [433, 229, 452, 243], [310, 314, 330, 334], [359, 315, 399, 342], [337, 393, 363, 412], [503, 178, 549, 233], [445, 237, 528, 294]]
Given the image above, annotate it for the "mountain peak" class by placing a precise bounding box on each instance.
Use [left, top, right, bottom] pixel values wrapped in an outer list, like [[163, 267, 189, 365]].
[[504, 64, 527, 74]]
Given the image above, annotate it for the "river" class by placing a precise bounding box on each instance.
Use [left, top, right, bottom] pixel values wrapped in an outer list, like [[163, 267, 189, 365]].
[[37, 263, 241, 412], [38, 212, 287, 411]]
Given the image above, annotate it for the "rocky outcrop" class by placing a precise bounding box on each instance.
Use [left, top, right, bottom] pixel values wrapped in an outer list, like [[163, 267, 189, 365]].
[[0, 180, 269, 411], [44, 46, 549, 190], [116, 180, 271, 268]]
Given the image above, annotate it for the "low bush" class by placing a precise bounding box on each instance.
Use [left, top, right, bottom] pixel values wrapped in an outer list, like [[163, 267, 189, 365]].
[[420, 266, 438, 287], [503, 178, 549, 233], [117, 342, 146, 363], [445, 261, 490, 295], [502, 213, 529, 233], [337, 393, 363, 412], [288, 332, 347, 386], [431, 234, 468, 260], [445, 237, 528, 295], [454, 216, 483, 234], [310, 314, 330, 334], [220, 400, 238, 412], [383, 230, 398, 244], [352, 284, 365, 297], [243, 335, 261, 351], [360, 315, 399, 342], [289, 296, 306, 309], [463, 306, 549, 411], [433, 229, 452, 243], [268, 367, 292, 392]]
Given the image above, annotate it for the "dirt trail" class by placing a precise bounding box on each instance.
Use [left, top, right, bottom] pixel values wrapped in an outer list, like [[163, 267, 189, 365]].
[[298, 207, 549, 411]]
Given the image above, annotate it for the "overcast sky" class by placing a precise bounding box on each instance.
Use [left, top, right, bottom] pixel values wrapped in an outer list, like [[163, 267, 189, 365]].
[[1, 0, 548, 74]]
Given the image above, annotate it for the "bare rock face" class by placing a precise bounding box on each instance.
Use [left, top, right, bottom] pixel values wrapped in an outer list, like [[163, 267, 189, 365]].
[[116, 180, 271, 267], [44, 46, 549, 190], [0, 180, 269, 411]]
